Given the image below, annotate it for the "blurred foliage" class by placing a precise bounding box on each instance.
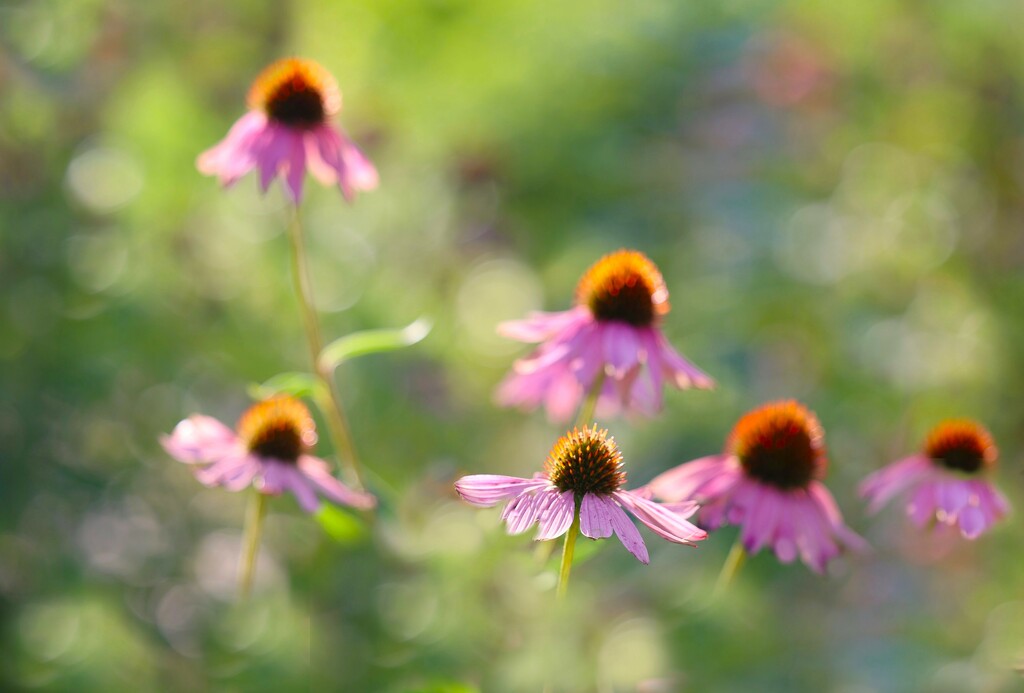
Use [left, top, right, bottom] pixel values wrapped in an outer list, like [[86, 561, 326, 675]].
[[2, 0, 1024, 691]]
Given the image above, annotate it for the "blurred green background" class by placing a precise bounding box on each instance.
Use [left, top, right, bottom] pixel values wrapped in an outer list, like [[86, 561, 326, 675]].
[[2, 0, 1023, 690]]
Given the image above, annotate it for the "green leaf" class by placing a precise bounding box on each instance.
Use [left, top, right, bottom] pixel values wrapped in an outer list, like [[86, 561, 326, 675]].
[[318, 318, 431, 372], [315, 504, 367, 545], [247, 372, 325, 401]]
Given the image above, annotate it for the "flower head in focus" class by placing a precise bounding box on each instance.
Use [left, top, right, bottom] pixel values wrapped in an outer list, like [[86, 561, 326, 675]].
[[455, 425, 707, 563], [197, 57, 378, 203], [162, 395, 375, 512], [496, 250, 713, 421], [860, 419, 1009, 539], [648, 400, 866, 573]]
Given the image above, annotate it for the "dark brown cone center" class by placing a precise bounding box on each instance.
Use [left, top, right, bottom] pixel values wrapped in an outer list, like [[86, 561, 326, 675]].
[[588, 279, 656, 327], [266, 79, 325, 127]]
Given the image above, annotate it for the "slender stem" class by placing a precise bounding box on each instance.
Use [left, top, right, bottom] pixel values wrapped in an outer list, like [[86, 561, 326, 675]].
[[713, 538, 747, 598], [239, 491, 268, 599], [556, 500, 581, 601], [286, 208, 367, 490], [573, 370, 606, 429]]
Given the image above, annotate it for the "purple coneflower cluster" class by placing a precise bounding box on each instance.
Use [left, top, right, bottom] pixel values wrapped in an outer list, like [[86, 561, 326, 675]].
[[172, 55, 1012, 604]]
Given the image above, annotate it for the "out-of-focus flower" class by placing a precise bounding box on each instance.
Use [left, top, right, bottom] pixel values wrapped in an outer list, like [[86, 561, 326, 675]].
[[860, 419, 1009, 539], [496, 250, 713, 421], [455, 425, 707, 563], [648, 400, 866, 573], [197, 58, 378, 203], [162, 395, 375, 512]]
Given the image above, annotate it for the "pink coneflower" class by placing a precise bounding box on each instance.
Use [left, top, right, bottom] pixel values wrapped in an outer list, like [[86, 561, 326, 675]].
[[496, 250, 714, 421], [197, 58, 378, 203], [162, 395, 375, 512], [860, 419, 1009, 539], [648, 401, 866, 573], [455, 425, 707, 563]]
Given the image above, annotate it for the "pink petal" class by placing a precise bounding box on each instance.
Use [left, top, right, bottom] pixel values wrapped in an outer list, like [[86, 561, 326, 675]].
[[339, 137, 379, 189], [297, 456, 376, 510], [806, 482, 869, 552], [197, 111, 268, 182], [454, 474, 550, 507], [791, 492, 838, 573], [502, 491, 546, 535], [907, 482, 938, 528], [652, 330, 714, 390], [935, 479, 971, 520], [497, 308, 589, 343], [279, 465, 321, 513], [544, 370, 584, 423], [958, 505, 986, 539], [579, 493, 614, 539], [648, 454, 738, 503], [284, 131, 307, 202], [194, 454, 260, 491], [161, 415, 240, 464], [613, 490, 707, 545], [973, 480, 1010, 519], [604, 498, 649, 563], [535, 490, 575, 540], [859, 455, 935, 514], [305, 131, 338, 185], [740, 486, 782, 554], [601, 322, 641, 375], [255, 126, 291, 192]]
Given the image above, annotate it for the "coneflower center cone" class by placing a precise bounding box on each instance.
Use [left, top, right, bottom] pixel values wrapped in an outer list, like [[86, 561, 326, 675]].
[[729, 400, 826, 490], [248, 58, 340, 128], [546, 425, 626, 497], [924, 420, 997, 474], [238, 396, 317, 463], [575, 250, 669, 327]]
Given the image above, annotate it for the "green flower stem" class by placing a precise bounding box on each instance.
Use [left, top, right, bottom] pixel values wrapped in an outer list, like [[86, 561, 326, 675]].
[[573, 370, 607, 429], [286, 208, 366, 491], [556, 499, 581, 601], [238, 491, 268, 599], [714, 537, 747, 598]]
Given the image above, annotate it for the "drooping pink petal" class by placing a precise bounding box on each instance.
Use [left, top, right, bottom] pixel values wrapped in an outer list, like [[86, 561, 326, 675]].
[[254, 126, 292, 192], [310, 125, 379, 198], [161, 415, 240, 464], [497, 307, 589, 343], [604, 498, 649, 563], [907, 481, 938, 528], [284, 131, 308, 202], [653, 330, 715, 390], [304, 130, 338, 185], [790, 492, 838, 574], [454, 474, 550, 507], [613, 490, 707, 545], [197, 111, 268, 183], [659, 500, 700, 520], [740, 485, 781, 554], [579, 493, 614, 539], [544, 370, 584, 423], [636, 329, 666, 412], [601, 322, 641, 376], [297, 456, 376, 510], [859, 454, 936, 513], [958, 505, 987, 539], [338, 134, 379, 191], [935, 479, 971, 520], [277, 463, 321, 512], [502, 490, 547, 535], [535, 490, 575, 540], [806, 482, 869, 552], [194, 453, 260, 491], [648, 454, 736, 503]]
